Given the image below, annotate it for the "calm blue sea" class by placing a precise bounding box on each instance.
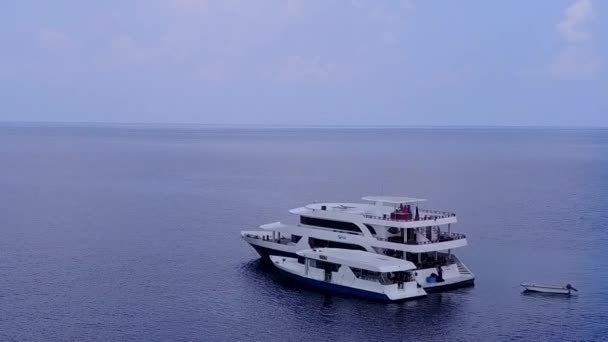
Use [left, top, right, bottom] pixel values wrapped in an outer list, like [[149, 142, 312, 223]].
[[1, 124, 607, 341]]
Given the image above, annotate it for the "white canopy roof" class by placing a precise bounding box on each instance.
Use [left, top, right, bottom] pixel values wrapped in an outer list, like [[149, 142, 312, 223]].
[[362, 196, 427, 204], [296, 248, 417, 273]]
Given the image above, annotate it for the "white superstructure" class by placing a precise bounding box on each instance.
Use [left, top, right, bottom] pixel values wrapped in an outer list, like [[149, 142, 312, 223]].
[[242, 195, 475, 292]]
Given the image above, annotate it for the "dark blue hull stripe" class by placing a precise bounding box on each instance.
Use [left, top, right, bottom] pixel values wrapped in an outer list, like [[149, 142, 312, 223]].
[[276, 268, 401, 302], [250, 243, 298, 259], [424, 279, 475, 293]]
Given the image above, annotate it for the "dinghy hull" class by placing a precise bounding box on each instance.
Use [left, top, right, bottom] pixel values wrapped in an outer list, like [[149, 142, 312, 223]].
[[520, 283, 573, 295]]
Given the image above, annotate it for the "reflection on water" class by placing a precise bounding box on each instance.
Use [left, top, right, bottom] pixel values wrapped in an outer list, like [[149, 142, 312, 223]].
[[240, 257, 470, 340]]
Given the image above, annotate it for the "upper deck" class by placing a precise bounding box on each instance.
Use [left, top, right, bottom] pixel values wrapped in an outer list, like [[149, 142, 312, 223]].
[[289, 196, 457, 228], [257, 222, 468, 253]]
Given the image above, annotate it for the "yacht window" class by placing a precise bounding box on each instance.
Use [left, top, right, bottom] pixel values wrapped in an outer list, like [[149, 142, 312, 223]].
[[364, 224, 377, 235], [388, 227, 400, 234], [297, 256, 305, 264], [350, 267, 381, 281], [300, 216, 362, 233], [309, 259, 341, 272], [291, 235, 302, 243], [308, 237, 366, 251]]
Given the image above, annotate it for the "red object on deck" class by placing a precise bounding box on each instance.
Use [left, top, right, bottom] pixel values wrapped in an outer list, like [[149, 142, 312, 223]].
[[391, 212, 413, 221]]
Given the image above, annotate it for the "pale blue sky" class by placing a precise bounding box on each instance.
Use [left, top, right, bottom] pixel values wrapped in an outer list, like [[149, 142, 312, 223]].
[[1, 0, 606, 126]]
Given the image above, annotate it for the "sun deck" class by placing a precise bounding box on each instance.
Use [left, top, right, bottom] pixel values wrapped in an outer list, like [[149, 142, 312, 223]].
[[296, 203, 455, 219], [291, 196, 457, 226], [362, 196, 427, 204]]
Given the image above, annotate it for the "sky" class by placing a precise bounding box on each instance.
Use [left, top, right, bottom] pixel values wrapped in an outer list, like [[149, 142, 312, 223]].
[[1, 0, 606, 127]]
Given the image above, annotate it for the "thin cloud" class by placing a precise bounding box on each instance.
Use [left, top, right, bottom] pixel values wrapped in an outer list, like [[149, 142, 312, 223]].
[[381, 31, 396, 46], [548, 0, 601, 80], [172, 0, 209, 16], [557, 0, 593, 43], [273, 56, 335, 83], [110, 35, 159, 65], [400, 0, 415, 12], [548, 46, 601, 80], [38, 28, 73, 51], [286, 0, 303, 16]]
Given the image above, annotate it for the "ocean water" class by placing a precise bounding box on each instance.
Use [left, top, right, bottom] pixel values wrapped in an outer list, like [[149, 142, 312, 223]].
[[0, 124, 607, 341]]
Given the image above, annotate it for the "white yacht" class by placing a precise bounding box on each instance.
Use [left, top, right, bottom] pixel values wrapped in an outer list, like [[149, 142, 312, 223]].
[[271, 248, 427, 302], [242, 196, 475, 292]]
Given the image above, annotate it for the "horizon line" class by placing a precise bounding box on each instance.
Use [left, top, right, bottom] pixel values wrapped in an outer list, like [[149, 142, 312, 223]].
[[1, 120, 607, 130]]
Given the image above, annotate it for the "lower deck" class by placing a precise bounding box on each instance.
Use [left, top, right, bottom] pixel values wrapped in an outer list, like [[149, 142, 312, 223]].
[[275, 263, 427, 302], [243, 231, 475, 293], [272, 254, 427, 301]]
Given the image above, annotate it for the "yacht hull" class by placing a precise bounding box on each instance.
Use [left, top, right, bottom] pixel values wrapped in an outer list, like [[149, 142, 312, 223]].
[[245, 236, 475, 293]]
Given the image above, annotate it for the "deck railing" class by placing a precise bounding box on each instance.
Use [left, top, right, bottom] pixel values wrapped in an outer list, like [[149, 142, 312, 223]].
[[376, 231, 466, 245], [363, 210, 456, 223], [243, 233, 293, 245], [306, 206, 456, 222], [421, 210, 457, 218]]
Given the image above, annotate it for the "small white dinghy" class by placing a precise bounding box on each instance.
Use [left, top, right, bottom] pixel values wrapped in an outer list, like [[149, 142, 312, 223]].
[[520, 282, 578, 295]]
